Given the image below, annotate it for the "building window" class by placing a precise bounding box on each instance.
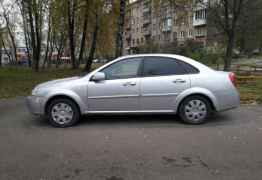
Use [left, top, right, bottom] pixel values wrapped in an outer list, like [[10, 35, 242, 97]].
[[195, 28, 205, 37], [162, 18, 172, 31], [188, 30, 193, 37], [164, 33, 171, 42], [195, 9, 207, 20], [180, 31, 186, 38], [173, 32, 177, 39]]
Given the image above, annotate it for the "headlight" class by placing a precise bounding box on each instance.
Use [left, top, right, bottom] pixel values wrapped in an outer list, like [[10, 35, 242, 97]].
[[32, 88, 39, 96], [32, 88, 49, 96]]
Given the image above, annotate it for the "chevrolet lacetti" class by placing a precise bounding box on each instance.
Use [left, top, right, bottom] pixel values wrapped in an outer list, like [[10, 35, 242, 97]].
[[26, 54, 240, 127]]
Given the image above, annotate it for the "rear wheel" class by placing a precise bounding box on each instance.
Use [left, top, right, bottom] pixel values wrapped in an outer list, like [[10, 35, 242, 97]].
[[47, 98, 80, 128], [179, 95, 211, 124]]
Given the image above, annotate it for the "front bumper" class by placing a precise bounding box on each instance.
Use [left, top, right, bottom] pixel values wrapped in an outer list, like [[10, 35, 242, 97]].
[[26, 96, 46, 115]]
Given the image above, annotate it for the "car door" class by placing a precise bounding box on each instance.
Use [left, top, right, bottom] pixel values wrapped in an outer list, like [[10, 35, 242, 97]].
[[140, 57, 191, 111], [87, 58, 143, 112]]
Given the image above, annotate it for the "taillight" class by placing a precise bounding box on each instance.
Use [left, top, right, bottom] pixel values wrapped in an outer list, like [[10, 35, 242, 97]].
[[229, 72, 236, 86]]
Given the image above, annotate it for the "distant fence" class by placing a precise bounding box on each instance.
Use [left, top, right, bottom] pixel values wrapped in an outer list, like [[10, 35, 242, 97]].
[[234, 64, 262, 75], [236, 76, 259, 85]]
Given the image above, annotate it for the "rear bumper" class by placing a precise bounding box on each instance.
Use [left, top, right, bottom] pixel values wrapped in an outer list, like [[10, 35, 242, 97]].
[[26, 96, 46, 115], [216, 89, 240, 112]]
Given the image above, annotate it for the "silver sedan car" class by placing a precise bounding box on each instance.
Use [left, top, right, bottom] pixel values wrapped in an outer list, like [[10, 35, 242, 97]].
[[26, 54, 240, 127]]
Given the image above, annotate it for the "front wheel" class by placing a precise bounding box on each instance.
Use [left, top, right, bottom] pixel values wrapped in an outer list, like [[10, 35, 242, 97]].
[[47, 98, 80, 128], [179, 96, 212, 124]]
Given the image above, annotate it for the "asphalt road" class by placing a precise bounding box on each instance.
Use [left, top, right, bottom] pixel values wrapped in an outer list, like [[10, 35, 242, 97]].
[[1, 97, 262, 180]]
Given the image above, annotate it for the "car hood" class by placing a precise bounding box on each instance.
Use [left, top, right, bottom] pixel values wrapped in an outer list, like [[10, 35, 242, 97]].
[[35, 76, 80, 90]]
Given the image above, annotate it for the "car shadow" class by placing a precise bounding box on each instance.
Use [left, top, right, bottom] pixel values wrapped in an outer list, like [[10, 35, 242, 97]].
[[78, 112, 235, 128], [31, 112, 235, 129]]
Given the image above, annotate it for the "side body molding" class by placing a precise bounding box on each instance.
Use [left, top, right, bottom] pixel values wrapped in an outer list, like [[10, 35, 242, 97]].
[[174, 87, 219, 113]]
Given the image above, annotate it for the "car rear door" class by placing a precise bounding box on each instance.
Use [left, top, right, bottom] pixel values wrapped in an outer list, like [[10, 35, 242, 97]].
[[140, 57, 190, 111]]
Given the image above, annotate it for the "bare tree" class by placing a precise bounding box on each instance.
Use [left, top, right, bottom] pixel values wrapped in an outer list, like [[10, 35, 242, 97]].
[[208, 0, 245, 71], [115, 0, 126, 58], [67, 0, 78, 69], [85, 11, 99, 71], [19, 0, 47, 71], [78, 0, 89, 65], [0, 30, 2, 67], [1, 36, 13, 64], [236, 0, 262, 55], [0, 2, 18, 64], [42, 2, 52, 69], [18, 0, 32, 67]]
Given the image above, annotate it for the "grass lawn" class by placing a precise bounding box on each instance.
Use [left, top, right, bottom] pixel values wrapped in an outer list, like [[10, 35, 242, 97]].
[[0, 68, 84, 99], [237, 76, 262, 104], [0, 67, 262, 104]]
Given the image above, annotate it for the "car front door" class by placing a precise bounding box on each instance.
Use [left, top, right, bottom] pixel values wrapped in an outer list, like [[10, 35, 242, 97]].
[[87, 58, 143, 112], [140, 57, 191, 111]]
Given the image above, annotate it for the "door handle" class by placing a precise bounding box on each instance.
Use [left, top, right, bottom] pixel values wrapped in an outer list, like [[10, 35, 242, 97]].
[[173, 79, 186, 83], [123, 82, 137, 86], [129, 82, 137, 86]]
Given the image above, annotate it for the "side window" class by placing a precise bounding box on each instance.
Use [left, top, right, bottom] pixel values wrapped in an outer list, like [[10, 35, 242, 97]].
[[143, 57, 187, 76], [179, 61, 200, 74], [101, 58, 142, 80]]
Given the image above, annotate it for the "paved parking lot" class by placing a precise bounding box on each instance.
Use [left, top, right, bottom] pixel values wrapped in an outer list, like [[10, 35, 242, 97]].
[[1, 97, 262, 180]]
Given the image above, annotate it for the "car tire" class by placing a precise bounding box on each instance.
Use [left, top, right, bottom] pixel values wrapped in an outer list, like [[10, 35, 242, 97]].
[[47, 98, 80, 128], [179, 95, 212, 125]]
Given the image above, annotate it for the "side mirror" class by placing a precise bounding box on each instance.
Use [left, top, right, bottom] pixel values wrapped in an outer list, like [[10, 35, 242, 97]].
[[91, 72, 106, 82]]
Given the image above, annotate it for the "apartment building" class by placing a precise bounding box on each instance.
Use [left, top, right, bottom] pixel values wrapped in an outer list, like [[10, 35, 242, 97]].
[[123, 0, 209, 55]]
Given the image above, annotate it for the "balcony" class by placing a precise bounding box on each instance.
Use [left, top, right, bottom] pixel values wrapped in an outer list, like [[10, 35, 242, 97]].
[[143, 28, 151, 36], [162, 26, 172, 32], [194, 0, 208, 10], [193, 18, 207, 26], [125, 33, 131, 41], [125, 23, 131, 30], [162, 18, 172, 32], [143, 7, 151, 13], [143, 16, 151, 25], [193, 8, 207, 26]]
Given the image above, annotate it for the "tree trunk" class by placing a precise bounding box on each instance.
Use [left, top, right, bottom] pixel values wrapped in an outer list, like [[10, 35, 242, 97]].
[[42, 7, 52, 69], [2, 7, 18, 64], [239, 29, 246, 54], [55, 36, 64, 69], [85, 13, 99, 72], [0, 33, 2, 67], [115, 0, 126, 58], [27, 1, 38, 71], [78, 0, 89, 66], [6, 25, 18, 64], [25, 31, 32, 68], [224, 32, 235, 71], [2, 38, 13, 65], [0, 51, 2, 67], [56, 48, 63, 69], [47, 37, 54, 68], [0, 41, 2, 67], [34, 7, 42, 72], [43, 36, 50, 69], [20, 0, 32, 67], [67, 0, 77, 69]]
